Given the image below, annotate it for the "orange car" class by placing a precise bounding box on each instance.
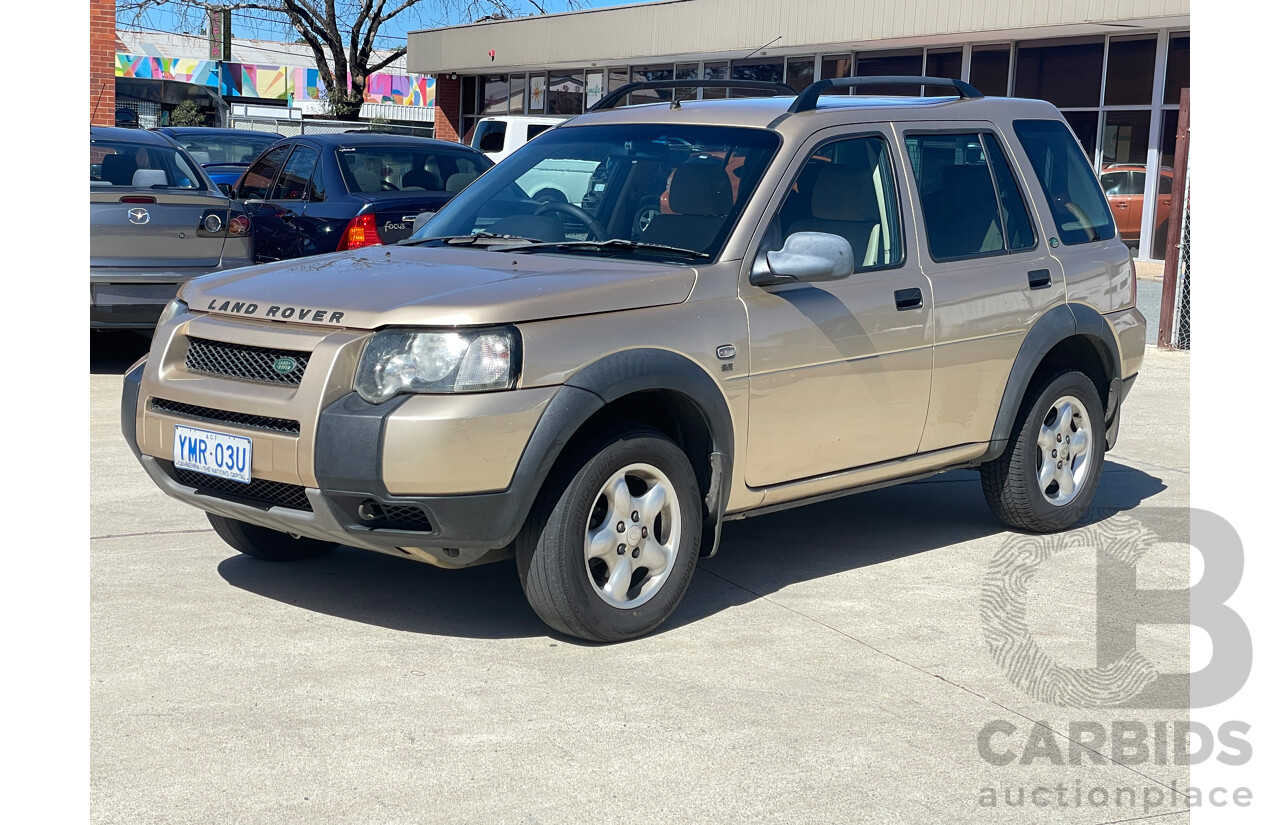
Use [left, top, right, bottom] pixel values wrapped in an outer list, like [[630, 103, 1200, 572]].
[[1100, 163, 1173, 248]]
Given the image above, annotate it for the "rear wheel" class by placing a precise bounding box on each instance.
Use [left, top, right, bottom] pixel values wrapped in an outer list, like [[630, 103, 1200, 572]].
[[517, 426, 702, 642], [981, 370, 1105, 532], [207, 513, 338, 562]]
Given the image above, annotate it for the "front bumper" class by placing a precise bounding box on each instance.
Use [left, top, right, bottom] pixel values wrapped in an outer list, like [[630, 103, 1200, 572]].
[[121, 319, 583, 568]]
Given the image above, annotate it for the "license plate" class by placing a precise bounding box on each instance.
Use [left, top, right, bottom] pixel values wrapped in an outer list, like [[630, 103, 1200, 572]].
[[173, 425, 252, 484]]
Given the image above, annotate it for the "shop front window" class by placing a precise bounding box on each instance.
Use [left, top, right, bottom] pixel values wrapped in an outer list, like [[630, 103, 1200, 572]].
[[703, 61, 728, 99], [924, 49, 962, 95], [785, 57, 815, 93], [482, 75, 509, 115], [1014, 38, 1104, 108], [969, 45, 1011, 97], [1104, 35, 1157, 106], [855, 48, 924, 96], [548, 72, 584, 115], [730, 57, 783, 97]]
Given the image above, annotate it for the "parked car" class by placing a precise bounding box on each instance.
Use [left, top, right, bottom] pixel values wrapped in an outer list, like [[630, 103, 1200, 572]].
[[122, 77, 1144, 642], [91, 126, 253, 330], [470, 114, 570, 162], [115, 108, 140, 128], [229, 133, 493, 262], [1099, 163, 1173, 249], [151, 126, 285, 195]]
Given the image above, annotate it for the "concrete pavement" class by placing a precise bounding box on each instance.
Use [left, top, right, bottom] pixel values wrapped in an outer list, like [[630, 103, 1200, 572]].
[[91, 335, 1192, 824]]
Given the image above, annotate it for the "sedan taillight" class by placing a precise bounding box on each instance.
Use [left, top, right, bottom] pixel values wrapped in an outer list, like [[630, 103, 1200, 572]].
[[337, 214, 382, 251], [228, 214, 251, 236]]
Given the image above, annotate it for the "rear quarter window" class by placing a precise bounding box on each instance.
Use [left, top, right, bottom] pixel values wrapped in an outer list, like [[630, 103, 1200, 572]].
[[1013, 119, 1116, 245]]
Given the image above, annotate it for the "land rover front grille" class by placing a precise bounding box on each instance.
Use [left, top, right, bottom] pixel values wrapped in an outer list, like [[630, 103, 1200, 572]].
[[151, 398, 301, 435], [173, 467, 313, 512], [185, 337, 310, 386]]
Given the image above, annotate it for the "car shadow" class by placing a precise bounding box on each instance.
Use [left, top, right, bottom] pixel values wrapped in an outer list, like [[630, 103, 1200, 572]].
[[91, 331, 151, 375], [216, 461, 1167, 642]]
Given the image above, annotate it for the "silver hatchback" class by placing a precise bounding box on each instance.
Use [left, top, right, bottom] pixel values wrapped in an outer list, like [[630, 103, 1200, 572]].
[[90, 127, 254, 330]]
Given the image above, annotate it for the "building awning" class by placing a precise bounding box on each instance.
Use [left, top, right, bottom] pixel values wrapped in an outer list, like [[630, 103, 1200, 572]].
[[408, 0, 1191, 74]]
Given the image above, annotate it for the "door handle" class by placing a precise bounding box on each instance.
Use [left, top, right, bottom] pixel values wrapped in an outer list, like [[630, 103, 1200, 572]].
[[894, 287, 923, 311], [1028, 269, 1052, 290]]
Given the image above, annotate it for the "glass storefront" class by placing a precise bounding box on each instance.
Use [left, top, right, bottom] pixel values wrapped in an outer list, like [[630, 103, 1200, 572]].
[[457, 28, 1187, 259]]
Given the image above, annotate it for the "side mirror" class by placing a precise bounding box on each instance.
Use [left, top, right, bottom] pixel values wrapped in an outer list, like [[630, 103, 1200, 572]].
[[217, 183, 234, 197], [750, 231, 855, 286]]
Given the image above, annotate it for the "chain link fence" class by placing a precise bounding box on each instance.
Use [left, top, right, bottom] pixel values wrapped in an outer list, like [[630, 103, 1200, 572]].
[[229, 116, 435, 140], [1157, 90, 1190, 351], [1168, 173, 1190, 349], [116, 97, 162, 129]]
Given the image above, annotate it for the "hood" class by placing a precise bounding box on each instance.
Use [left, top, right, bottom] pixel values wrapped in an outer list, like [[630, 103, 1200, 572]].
[[182, 245, 697, 330]]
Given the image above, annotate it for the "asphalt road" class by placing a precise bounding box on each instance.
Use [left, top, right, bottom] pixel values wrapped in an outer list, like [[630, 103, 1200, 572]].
[[91, 333, 1192, 824]]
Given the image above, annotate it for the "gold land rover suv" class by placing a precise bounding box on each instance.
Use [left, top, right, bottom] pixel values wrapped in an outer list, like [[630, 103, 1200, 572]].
[[122, 77, 1146, 642]]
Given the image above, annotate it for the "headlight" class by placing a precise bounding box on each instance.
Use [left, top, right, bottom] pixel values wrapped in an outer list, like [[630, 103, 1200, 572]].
[[354, 328, 521, 403], [156, 298, 189, 329]]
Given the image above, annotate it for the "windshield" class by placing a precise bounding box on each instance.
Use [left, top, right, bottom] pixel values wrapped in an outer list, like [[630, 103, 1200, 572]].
[[90, 139, 209, 190], [171, 132, 280, 165], [336, 145, 494, 194], [411, 123, 781, 262]]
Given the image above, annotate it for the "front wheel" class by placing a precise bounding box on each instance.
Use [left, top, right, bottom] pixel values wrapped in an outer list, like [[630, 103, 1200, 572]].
[[517, 427, 702, 642], [980, 370, 1106, 533], [207, 513, 338, 562]]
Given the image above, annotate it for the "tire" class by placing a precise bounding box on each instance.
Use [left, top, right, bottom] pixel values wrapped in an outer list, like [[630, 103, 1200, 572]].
[[207, 513, 338, 562], [980, 370, 1106, 533], [516, 426, 703, 642], [631, 198, 661, 236]]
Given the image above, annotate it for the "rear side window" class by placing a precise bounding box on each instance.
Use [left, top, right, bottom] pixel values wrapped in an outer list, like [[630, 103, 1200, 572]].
[[238, 144, 291, 200], [905, 132, 1035, 261], [527, 123, 554, 141], [982, 135, 1037, 252], [270, 146, 319, 200], [473, 121, 507, 153], [1013, 119, 1116, 245]]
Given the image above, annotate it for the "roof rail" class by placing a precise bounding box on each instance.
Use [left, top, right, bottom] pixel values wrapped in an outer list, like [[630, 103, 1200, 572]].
[[788, 76, 983, 113], [589, 79, 798, 112]]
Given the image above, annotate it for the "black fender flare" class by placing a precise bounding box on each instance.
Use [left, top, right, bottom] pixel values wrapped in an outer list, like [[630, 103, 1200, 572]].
[[543, 349, 736, 557], [979, 303, 1123, 462]]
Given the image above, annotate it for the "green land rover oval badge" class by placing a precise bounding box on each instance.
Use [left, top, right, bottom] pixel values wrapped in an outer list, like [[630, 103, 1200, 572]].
[[273, 356, 298, 375]]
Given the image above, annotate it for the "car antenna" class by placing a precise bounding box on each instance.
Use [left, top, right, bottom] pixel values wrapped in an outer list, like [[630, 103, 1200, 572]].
[[673, 34, 781, 108]]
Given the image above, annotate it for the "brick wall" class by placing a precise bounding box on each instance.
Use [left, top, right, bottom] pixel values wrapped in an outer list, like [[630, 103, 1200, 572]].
[[90, 0, 117, 125], [433, 75, 462, 143]]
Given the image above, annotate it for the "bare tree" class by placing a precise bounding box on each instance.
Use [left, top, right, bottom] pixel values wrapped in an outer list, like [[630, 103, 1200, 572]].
[[119, 1, 581, 118]]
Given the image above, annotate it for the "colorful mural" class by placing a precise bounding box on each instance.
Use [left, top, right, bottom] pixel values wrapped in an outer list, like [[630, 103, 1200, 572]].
[[364, 74, 434, 106], [115, 54, 433, 108], [291, 67, 321, 103], [220, 63, 289, 99], [115, 54, 218, 87]]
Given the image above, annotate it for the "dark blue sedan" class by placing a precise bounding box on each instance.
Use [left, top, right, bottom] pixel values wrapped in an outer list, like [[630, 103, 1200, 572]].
[[151, 127, 285, 195], [227, 133, 493, 262]]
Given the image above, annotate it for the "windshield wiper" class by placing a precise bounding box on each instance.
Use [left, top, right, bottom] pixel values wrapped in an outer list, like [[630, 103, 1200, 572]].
[[398, 232, 537, 248], [509, 239, 710, 259]]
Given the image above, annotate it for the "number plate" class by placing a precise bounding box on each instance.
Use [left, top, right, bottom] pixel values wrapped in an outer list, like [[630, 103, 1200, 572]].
[[172, 425, 253, 484]]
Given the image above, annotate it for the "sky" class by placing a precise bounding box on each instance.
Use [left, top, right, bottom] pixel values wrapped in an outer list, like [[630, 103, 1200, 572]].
[[118, 1, 651, 50]]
